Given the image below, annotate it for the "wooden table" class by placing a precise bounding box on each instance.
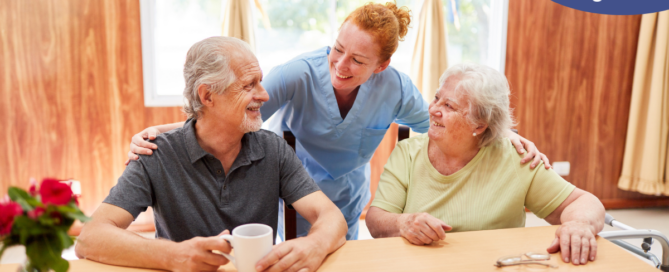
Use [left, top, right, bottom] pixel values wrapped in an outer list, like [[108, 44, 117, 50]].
[[0, 226, 658, 272]]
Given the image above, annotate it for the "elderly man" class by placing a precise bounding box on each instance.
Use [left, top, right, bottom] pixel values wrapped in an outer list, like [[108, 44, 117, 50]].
[[76, 37, 347, 272]]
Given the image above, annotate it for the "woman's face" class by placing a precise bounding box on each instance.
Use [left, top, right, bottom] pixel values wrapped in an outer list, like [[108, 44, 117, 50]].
[[328, 22, 390, 94], [428, 77, 480, 145]]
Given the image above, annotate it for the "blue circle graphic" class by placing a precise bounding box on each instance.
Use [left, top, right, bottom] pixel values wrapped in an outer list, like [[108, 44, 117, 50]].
[[552, 0, 669, 15]]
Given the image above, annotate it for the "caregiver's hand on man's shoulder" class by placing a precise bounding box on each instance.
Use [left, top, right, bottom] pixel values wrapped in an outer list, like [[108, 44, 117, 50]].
[[124, 122, 184, 165], [399, 212, 452, 245], [124, 126, 160, 165]]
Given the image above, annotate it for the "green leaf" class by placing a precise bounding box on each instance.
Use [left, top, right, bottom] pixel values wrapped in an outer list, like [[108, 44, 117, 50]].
[[8, 187, 30, 201], [37, 214, 58, 227], [25, 234, 68, 272], [51, 256, 70, 272], [64, 210, 91, 223], [25, 198, 42, 208], [55, 205, 77, 214], [55, 230, 74, 249], [8, 187, 37, 211], [13, 216, 50, 244]]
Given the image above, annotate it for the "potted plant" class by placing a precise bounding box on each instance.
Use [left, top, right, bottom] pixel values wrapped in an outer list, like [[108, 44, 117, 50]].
[[0, 178, 91, 272]]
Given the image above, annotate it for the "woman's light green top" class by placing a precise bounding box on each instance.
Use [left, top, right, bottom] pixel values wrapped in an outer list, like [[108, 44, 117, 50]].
[[371, 134, 575, 232]]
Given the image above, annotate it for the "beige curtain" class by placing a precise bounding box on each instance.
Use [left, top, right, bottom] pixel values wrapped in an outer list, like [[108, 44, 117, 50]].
[[618, 11, 669, 196], [410, 0, 449, 104], [221, 0, 266, 52]]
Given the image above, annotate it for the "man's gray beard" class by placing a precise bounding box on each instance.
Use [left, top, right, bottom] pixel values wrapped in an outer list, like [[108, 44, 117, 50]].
[[241, 112, 263, 133]]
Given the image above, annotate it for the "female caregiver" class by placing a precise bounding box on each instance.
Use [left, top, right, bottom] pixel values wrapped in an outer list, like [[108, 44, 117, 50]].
[[125, 2, 550, 240]]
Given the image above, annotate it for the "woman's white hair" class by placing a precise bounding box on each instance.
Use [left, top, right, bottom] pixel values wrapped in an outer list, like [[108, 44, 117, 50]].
[[182, 36, 252, 119], [438, 63, 516, 147]]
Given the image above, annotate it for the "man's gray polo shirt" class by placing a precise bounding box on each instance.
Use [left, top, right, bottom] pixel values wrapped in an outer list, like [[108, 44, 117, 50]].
[[104, 119, 320, 242]]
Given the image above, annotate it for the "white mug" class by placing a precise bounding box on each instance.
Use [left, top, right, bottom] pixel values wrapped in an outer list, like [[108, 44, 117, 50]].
[[219, 224, 273, 272]]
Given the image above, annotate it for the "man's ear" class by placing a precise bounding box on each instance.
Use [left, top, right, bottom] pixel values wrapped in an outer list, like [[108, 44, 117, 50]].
[[374, 58, 391, 74], [197, 84, 212, 106]]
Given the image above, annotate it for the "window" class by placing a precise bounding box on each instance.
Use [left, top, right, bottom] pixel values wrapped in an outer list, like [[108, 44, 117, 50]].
[[139, 0, 507, 106], [444, 0, 508, 73], [140, 0, 225, 106], [253, 0, 420, 76]]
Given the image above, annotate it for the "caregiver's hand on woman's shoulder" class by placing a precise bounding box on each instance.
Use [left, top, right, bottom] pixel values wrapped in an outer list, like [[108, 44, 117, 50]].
[[506, 130, 552, 170], [398, 212, 452, 245]]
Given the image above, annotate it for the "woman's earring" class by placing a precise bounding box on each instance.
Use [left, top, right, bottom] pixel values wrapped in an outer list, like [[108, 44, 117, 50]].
[[473, 132, 477, 137]]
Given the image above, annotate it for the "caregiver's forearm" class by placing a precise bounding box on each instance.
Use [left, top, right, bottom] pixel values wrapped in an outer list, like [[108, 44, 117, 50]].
[[154, 122, 184, 133]]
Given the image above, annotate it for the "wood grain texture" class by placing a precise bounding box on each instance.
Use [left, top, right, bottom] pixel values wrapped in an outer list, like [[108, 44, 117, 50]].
[[2, 226, 657, 271], [505, 0, 669, 206], [0, 0, 186, 219]]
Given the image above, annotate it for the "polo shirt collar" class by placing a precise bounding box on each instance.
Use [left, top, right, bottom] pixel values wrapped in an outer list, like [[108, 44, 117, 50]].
[[183, 119, 265, 164], [240, 132, 265, 163], [184, 119, 209, 164]]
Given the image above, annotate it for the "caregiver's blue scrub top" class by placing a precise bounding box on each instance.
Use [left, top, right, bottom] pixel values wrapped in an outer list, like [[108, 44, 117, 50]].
[[260, 47, 429, 217]]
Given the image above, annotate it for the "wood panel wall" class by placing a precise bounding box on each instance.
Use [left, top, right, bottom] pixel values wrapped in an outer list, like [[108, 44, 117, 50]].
[[0, 0, 186, 226], [3, 0, 667, 235], [505, 0, 669, 208]]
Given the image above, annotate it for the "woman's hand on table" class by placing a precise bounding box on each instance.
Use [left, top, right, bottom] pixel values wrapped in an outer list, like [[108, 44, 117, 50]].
[[547, 221, 598, 265], [255, 236, 327, 272], [169, 230, 232, 272], [124, 127, 161, 165], [505, 130, 552, 169], [398, 213, 452, 245]]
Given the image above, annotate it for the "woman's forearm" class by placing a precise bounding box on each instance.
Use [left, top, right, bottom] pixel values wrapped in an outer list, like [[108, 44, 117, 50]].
[[366, 207, 403, 238], [560, 193, 605, 233], [154, 122, 185, 133]]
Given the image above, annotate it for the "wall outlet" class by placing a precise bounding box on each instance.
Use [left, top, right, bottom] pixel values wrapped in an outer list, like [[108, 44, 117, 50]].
[[553, 161, 570, 176]]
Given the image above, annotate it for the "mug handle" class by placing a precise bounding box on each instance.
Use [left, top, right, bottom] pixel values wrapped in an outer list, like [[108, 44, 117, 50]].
[[218, 234, 235, 265]]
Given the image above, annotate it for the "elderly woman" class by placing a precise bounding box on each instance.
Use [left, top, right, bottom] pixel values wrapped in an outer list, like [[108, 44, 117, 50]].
[[366, 63, 605, 266]]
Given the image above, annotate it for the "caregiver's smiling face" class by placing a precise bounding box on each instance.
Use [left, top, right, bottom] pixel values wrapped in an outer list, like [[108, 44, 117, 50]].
[[328, 22, 389, 94]]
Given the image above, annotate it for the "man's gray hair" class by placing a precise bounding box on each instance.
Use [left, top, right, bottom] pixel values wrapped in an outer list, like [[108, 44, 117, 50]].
[[438, 63, 516, 147], [182, 36, 253, 119]]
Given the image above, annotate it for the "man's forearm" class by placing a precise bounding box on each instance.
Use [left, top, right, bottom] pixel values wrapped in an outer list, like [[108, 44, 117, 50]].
[[307, 207, 347, 253], [560, 193, 606, 233], [366, 207, 402, 238], [155, 122, 185, 133], [76, 222, 176, 270]]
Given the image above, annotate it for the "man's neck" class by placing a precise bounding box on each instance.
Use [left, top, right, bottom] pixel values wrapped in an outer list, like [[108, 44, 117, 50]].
[[194, 116, 244, 174]]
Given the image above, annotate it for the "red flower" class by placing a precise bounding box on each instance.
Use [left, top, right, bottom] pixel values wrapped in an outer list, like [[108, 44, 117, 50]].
[[28, 178, 37, 197], [0, 201, 23, 235], [27, 206, 45, 220], [39, 178, 73, 206]]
